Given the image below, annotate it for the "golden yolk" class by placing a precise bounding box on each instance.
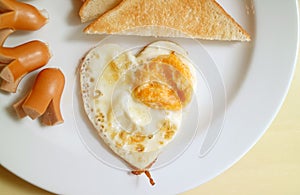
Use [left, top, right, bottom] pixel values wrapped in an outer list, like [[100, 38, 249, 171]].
[[132, 81, 182, 110], [151, 52, 193, 83], [132, 52, 193, 111]]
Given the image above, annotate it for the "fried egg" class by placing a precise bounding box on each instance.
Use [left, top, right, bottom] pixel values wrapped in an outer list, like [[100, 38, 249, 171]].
[[80, 41, 196, 170], [134, 47, 196, 110]]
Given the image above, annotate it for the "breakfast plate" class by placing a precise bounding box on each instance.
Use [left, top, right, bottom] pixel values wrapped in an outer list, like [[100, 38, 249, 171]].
[[0, 0, 298, 194]]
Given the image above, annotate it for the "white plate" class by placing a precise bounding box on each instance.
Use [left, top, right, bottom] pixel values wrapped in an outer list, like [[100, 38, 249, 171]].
[[0, 0, 298, 194]]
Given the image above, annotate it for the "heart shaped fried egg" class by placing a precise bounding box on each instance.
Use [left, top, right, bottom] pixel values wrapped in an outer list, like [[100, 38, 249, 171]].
[[79, 41, 196, 170]]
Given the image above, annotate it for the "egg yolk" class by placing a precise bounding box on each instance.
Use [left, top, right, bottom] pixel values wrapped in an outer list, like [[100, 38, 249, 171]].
[[132, 80, 182, 110], [132, 52, 193, 111], [152, 52, 193, 83]]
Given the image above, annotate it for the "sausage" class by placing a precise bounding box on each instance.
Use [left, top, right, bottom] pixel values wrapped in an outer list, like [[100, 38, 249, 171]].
[[13, 68, 65, 126], [0, 29, 51, 93], [0, 0, 48, 31]]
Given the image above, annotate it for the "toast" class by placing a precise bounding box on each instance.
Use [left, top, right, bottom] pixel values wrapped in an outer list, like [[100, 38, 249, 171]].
[[84, 0, 251, 41], [79, 0, 122, 23]]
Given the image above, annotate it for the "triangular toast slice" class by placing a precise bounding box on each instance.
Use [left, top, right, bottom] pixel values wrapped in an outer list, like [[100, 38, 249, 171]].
[[79, 0, 122, 23], [84, 0, 250, 41]]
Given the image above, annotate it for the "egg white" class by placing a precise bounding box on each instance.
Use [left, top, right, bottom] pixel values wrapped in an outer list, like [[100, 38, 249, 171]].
[[80, 41, 195, 170]]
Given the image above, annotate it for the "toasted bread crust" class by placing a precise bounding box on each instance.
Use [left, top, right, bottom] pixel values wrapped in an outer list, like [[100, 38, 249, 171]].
[[79, 0, 122, 23], [84, 0, 251, 41]]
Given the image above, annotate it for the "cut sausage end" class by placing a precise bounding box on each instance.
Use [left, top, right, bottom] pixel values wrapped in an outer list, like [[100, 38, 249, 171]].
[[22, 105, 42, 119], [40, 99, 64, 126], [0, 66, 14, 82], [13, 96, 27, 118], [0, 76, 21, 93]]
